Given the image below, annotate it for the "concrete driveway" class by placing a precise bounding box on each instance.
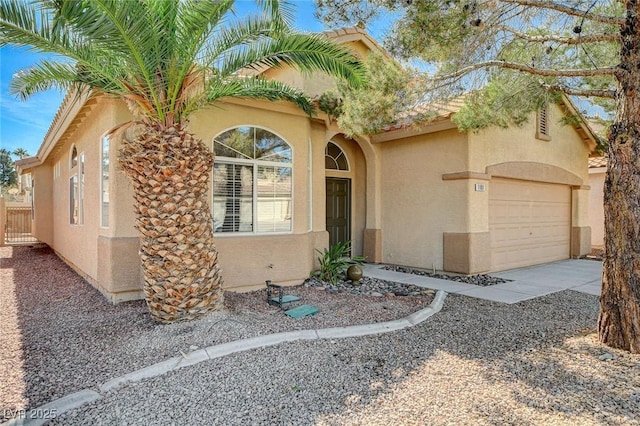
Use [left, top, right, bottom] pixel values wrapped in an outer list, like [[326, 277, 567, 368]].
[[364, 259, 603, 304]]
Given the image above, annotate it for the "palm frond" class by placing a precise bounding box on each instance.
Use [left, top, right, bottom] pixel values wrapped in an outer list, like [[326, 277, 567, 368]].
[[10, 59, 85, 99], [218, 33, 366, 88], [254, 0, 296, 33], [198, 14, 274, 69], [205, 76, 314, 116], [1, 0, 364, 123]]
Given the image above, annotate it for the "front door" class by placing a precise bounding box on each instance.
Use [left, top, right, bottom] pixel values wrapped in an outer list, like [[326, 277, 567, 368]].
[[326, 178, 351, 247]]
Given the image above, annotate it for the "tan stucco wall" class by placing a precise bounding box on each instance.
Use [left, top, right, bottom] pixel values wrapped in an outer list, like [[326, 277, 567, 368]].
[[467, 105, 592, 263], [28, 88, 593, 302], [101, 101, 138, 239], [380, 128, 469, 270], [215, 232, 327, 291], [48, 98, 120, 283], [589, 168, 606, 246], [28, 96, 348, 297], [380, 105, 591, 272], [263, 39, 373, 99], [468, 104, 590, 184], [27, 98, 141, 300], [190, 101, 337, 289], [30, 165, 54, 245]]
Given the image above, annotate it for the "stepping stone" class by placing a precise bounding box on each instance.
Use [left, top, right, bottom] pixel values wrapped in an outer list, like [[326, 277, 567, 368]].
[[269, 295, 300, 305], [285, 304, 318, 318]]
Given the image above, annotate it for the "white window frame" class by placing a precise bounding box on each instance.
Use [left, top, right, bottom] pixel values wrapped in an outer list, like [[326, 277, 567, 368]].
[[100, 135, 110, 228], [212, 126, 293, 235], [69, 145, 84, 225]]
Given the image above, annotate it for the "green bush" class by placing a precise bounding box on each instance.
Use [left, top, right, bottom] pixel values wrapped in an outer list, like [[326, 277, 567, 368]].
[[315, 240, 365, 285]]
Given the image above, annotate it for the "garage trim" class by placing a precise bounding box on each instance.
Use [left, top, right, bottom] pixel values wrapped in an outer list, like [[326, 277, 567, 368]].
[[486, 162, 583, 186]]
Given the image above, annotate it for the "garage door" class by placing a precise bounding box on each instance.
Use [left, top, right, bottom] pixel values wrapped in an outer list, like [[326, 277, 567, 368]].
[[490, 178, 571, 271]]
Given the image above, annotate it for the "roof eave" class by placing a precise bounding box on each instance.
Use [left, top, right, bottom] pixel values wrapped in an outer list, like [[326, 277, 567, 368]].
[[559, 94, 599, 153], [15, 156, 41, 174]]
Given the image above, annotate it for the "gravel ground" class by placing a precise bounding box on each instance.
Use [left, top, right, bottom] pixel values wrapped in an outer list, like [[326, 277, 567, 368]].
[[0, 245, 433, 420], [3, 245, 639, 425], [52, 293, 640, 426], [383, 265, 512, 286]]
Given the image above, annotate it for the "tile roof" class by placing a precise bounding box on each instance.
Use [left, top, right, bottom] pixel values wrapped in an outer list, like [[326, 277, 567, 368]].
[[589, 156, 608, 168]]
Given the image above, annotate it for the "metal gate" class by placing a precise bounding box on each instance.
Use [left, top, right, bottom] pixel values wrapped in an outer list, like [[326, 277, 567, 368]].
[[4, 206, 38, 244]]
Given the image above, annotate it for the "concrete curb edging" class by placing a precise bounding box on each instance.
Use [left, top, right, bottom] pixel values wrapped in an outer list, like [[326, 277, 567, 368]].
[[2, 290, 447, 426]]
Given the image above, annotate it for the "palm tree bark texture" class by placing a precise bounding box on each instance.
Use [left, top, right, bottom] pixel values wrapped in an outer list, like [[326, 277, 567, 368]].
[[599, 1, 640, 353], [120, 122, 222, 323]]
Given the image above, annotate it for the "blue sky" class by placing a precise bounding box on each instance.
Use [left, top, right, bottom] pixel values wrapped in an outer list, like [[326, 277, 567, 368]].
[[0, 1, 394, 158]]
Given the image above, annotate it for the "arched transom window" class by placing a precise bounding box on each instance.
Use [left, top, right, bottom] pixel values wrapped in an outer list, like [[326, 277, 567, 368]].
[[213, 127, 292, 233], [325, 141, 349, 171]]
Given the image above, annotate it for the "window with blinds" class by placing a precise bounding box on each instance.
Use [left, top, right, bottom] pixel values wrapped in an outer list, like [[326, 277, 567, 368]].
[[213, 127, 292, 234]]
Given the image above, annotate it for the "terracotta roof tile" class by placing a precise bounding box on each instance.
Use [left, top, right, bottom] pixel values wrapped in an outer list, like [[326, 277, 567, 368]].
[[589, 156, 608, 168]]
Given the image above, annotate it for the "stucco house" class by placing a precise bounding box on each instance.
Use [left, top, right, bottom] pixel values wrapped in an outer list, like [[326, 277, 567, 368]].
[[588, 156, 607, 247], [17, 27, 597, 302]]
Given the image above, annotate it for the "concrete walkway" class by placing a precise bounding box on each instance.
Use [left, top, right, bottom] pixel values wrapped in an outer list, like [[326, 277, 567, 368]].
[[364, 259, 602, 304]]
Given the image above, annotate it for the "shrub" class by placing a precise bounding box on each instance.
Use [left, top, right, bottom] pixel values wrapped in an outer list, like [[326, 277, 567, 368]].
[[315, 240, 365, 285]]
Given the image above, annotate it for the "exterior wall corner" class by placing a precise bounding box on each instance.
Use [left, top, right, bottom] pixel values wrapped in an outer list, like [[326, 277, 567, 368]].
[[443, 232, 491, 274], [571, 226, 592, 258], [363, 228, 383, 263], [97, 235, 144, 302]]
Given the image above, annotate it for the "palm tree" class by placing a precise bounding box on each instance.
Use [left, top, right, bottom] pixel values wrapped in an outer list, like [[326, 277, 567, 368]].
[[12, 148, 29, 159], [0, 0, 364, 323]]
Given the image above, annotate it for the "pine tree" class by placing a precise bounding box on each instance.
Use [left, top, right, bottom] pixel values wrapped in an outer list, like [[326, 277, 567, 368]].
[[317, 0, 640, 353]]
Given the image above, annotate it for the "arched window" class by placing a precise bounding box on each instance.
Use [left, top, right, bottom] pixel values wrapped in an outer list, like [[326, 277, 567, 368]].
[[325, 141, 349, 171], [70, 145, 78, 168], [213, 127, 292, 233]]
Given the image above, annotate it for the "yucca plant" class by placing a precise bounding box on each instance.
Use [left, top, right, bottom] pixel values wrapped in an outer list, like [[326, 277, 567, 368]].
[[0, 0, 365, 323], [315, 240, 364, 285]]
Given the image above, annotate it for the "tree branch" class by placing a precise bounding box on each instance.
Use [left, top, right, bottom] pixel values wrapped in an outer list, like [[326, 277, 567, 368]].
[[502, 27, 620, 45], [435, 61, 618, 81], [499, 0, 624, 26], [543, 84, 616, 99]]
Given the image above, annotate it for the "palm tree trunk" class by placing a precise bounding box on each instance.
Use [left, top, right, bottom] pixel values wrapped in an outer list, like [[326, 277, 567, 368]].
[[598, 2, 640, 353], [120, 121, 223, 323]]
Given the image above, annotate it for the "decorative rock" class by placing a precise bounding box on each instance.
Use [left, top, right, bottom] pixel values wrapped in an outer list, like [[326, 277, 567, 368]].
[[304, 276, 434, 298], [598, 352, 617, 361], [382, 265, 512, 286], [346, 264, 363, 283]]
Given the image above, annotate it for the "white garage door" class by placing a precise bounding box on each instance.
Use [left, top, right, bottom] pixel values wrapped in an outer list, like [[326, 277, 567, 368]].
[[490, 178, 571, 271]]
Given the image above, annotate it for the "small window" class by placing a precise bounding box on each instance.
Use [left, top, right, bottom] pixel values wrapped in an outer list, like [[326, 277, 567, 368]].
[[70, 175, 79, 224], [101, 135, 110, 227], [536, 106, 551, 140], [31, 179, 35, 220], [70, 146, 78, 168], [325, 141, 349, 171], [69, 148, 84, 225]]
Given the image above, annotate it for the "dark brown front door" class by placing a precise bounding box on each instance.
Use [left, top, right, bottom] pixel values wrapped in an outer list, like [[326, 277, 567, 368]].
[[326, 178, 351, 247]]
